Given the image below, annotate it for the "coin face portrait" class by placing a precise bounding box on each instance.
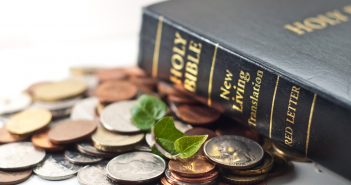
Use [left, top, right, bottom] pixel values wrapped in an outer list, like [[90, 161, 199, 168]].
[[204, 135, 264, 169]]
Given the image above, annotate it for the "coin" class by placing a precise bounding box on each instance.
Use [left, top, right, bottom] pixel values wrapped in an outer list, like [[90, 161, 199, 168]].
[[5, 108, 52, 135], [0, 93, 32, 115], [0, 142, 46, 170], [0, 169, 32, 185], [145, 133, 155, 147], [96, 68, 128, 81], [48, 119, 97, 144], [164, 169, 216, 185], [168, 155, 216, 178], [70, 97, 98, 120], [92, 126, 144, 152], [157, 82, 180, 96], [34, 154, 81, 181], [78, 163, 113, 185], [33, 79, 87, 101], [32, 96, 82, 112], [124, 67, 147, 78], [106, 152, 166, 184], [31, 129, 65, 151], [70, 66, 104, 76], [166, 169, 218, 184], [64, 149, 102, 165], [167, 93, 198, 104], [228, 153, 274, 176], [26, 81, 52, 96], [185, 127, 216, 140], [0, 126, 27, 144], [203, 135, 264, 169], [160, 177, 172, 185], [95, 81, 137, 103], [173, 104, 221, 125], [221, 170, 268, 185], [174, 120, 192, 133], [100, 100, 140, 133], [76, 142, 117, 158]]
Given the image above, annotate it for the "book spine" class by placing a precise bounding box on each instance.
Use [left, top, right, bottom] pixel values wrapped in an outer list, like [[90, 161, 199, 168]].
[[138, 9, 351, 179]]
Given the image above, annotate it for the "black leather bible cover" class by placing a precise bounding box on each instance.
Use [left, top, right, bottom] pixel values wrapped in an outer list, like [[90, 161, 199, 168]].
[[138, 0, 351, 180]]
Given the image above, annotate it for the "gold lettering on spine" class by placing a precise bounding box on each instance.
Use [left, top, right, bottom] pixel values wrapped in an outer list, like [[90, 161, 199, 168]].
[[248, 70, 263, 127], [269, 76, 280, 138], [305, 94, 317, 156], [170, 32, 187, 85], [152, 16, 164, 78], [284, 86, 301, 146], [207, 44, 218, 106]]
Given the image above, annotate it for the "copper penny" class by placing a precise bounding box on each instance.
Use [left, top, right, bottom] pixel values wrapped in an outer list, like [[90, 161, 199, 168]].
[[95, 81, 137, 103], [157, 81, 180, 96], [124, 67, 147, 77], [0, 127, 27, 144], [160, 177, 172, 185], [167, 93, 198, 104], [185, 127, 217, 140], [173, 104, 221, 125], [168, 155, 216, 178], [48, 119, 97, 144], [96, 68, 128, 81], [0, 169, 32, 185], [31, 129, 64, 151], [170, 170, 218, 183]]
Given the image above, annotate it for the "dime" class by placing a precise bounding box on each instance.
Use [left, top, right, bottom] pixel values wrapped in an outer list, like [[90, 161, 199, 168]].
[[221, 170, 268, 185], [96, 68, 128, 81], [0, 142, 46, 170], [34, 154, 81, 181], [95, 81, 137, 103], [106, 152, 166, 184], [76, 142, 117, 158], [173, 104, 221, 125], [185, 127, 216, 140], [100, 100, 140, 133], [0, 169, 32, 185], [203, 135, 264, 169], [31, 129, 64, 151], [0, 93, 31, 115], [0, 126, 27, 144], [168, 155, 216, 178], [5, 108, 52, 135], [32, 79, 87, 102], [78, 163, 113, 185], [92, 126, 144, 152], [64, 149, 102, 165], [228, 153, 274, 176], [70, 97, 98, 120], [48, 119, 97, 144]]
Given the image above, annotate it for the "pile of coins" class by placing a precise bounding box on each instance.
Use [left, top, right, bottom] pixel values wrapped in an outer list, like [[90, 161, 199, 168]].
[[0, 66, 297, 185]]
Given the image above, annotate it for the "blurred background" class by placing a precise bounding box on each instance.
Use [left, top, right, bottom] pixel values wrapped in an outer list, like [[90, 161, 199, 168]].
[[0, 0, 161, 95]]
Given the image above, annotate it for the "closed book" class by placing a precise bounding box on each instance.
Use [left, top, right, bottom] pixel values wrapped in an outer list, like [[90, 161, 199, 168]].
[[137, 0, 351, 180]]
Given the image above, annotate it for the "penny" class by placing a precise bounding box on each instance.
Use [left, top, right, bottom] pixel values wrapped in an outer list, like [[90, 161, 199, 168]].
[[168, 155, 216, 178], [78, 163, 113, 185], [32, 79, 87, 102], [92, 126, 144, 152], [203, 135, 264, 169], [96, 68, 128, 81], [173, 104, 221, 125], [0, 142, 46, 170], [168, 93, 198, 104], [160, 177, 172, 185], [0, 93, 32, 115], [34, 154, 81, 181], [185, 127, 217, 140], [169, 169, 218, 183], [95, 81, 138, 103], [31, 129, 64, 151], [106, 152, 166, 184], [5, 108, 52, 135], [70, 97, 98, 121], [228, 153, 274, 176], [221, 170, 268, 185], [0, 126, 27, 144], [48, 119, 97, 144], [124, 66, 147, 78], [157, 81, 180, 96], [76, 142, 117, 158], [64, 149, 102, 165], [164, 169, 216, 185], [100, 100, 140, 133], [0, 169, 32, 185]]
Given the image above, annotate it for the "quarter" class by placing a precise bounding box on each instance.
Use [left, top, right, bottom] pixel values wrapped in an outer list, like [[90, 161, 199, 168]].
[[64, 149, 102, 165], [70, 97, 98, 121], [77, 163, 113, 185]]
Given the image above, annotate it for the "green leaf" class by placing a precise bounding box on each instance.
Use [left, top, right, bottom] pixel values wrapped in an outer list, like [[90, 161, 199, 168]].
[[154, 117, 184, 155], [174, 135, 208, 159], [131, 95, 167, 130]]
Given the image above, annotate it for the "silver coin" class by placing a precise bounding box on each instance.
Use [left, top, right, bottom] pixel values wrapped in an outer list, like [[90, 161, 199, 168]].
[[100, 100, 140, 133], [50, 107, 72, 118], [106, 152, 166, 184], [32, 96, 81, 111], [174, 120, 192, 133], [71, 97, 98, 120], [76, 142, 117, 158], [34, 154, 81, 181], [134, 145, 152, 152], [145, 133, 155, 147], [64, 149, 103, 165], [0, 142, 45, 170], [203, 135, 264, 169], [78, 163, 113, 185], [0, 93, 31, 115]]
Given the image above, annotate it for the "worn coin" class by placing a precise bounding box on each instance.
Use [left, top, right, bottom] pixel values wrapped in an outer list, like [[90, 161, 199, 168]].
[[0, 93, 32, 115], [106, 152, 166, 184], [173, 104, 221, 125], [229, 152, 274, 176], [0, 126, 27, 144], [0, 142, 46, 170], [0, 169, 32, 185], [95, 81, 137, 103], [78, 163, 113, 185], [96, 67, 128, 81], [92, 126, 144, 152], [203, 135, 264, 169], [64, 149, 102, 165], [168, 155, 216, 178], [221, 170, 268, 185], [70, 97, 98, 120], [100, 100, 140, 133], [48, 119, 97, 144], [6, 108, 52, 135], [76, 142, 117, 158], [34, 154, 81, 181], [31, 129, 64, 151], [185, 127, 216, 140]]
